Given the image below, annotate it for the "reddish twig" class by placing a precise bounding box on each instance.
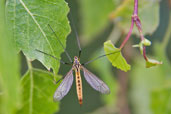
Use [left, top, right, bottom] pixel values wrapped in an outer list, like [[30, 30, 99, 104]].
[[119, 0, 148, 61], [119, 19, 134, 49]]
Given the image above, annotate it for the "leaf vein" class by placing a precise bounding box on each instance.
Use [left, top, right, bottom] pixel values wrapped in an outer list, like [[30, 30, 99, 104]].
[[29, 69, 33, 114], [19, 0, 55, 56], [13, 0, 17, 48]]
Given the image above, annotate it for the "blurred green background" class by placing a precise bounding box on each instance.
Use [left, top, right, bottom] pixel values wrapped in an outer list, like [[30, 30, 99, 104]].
[[0, 0, 171, 114]]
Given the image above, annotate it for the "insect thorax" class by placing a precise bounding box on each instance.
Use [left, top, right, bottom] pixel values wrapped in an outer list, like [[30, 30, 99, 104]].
[[73, 56, 81, 70]]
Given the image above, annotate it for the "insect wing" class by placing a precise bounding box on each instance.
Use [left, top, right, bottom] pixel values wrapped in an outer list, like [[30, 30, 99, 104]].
[[53, 69, 74, 101], [82, 66, 110, 94]]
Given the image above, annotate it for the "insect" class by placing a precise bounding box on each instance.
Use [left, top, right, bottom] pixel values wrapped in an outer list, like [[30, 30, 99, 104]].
[[36, 21, 115, 105]]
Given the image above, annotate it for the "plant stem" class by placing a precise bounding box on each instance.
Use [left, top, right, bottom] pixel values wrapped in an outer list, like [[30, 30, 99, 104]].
[[119, 0, 139, 49], [26, 58, 33, 70], [133, 0, 138, 15], [120, 19, 134, 49], [143, 46, 148, 61], [26, 58, 33, 114]]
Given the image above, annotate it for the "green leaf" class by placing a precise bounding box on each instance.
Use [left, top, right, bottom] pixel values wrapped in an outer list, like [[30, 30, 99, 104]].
[[129, 58, 165, 114], [6, 0, 71, 74], [149, 20, 171, 114], [129, 41, 171, 114], [151, 85, 171, 114], [90, 49, 118, 105], [0, 1, 20, 113], [110, 0, 159, 35], [146, 58, 162, 68], [104, 40, 131, 72], [17, 69, 60, 114], [80, 0, 118, 43], [129, 25, 171, 113]]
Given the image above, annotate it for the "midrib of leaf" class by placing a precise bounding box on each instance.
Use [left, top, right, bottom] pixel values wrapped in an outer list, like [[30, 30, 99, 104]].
[[19, 0, 55, 56], [29, 68, 33, 114], [27, 60, 33, 114], [13, 0, 16, 48]]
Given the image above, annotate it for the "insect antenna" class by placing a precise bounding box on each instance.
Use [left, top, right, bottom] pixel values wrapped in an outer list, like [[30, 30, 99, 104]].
[[69, 13, 82, 59], [35, 49, 71, 65], [48, 24, 73, 63], [82, 51, 120, 65]]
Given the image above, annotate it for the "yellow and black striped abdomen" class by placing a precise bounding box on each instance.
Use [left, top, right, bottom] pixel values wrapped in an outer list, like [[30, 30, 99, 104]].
[[75, 70, 83, 105]]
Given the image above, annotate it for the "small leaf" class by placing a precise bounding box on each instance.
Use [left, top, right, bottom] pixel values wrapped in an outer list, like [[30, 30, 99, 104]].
[[6, 0, 71, 74], [17, 69, 60, 114], [146, 58, 162, 68], [104, 40, 131, 72]]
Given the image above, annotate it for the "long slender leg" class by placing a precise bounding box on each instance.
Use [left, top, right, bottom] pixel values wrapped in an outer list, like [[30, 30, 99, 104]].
[[35, 49, 72, 65], [48, 24, 73, 63]]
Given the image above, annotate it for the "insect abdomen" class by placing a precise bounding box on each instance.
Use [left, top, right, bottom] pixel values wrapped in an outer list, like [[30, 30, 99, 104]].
[[75, 71, 83, 105]]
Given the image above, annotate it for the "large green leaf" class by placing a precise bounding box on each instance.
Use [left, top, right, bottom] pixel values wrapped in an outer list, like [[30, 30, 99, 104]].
[[80, 0, 118, 43], [0, 1, 20, 113], [110, 0, 159, 35], [104, 40, 131, 72], [6, 0, 71, 74], [151, 85, 171, 114], [17, 69, 60, 114], [129, 59, 165, 114]]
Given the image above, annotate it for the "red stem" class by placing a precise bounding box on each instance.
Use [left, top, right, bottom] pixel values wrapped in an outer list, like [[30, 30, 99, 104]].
[[143, 46, 148, 61], [119, 0, 148, 61], [133, 0, 138, 15], [119, 0, 138, 49], [120, 19, 134, 49]]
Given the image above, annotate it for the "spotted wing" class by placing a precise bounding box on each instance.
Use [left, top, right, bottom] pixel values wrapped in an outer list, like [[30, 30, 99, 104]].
[[53, 69, 73, 101], [82, 66, 110, 94]]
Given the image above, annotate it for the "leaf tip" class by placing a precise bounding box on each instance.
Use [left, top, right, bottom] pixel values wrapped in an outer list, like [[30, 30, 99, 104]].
[[146, 58, 162, 68]]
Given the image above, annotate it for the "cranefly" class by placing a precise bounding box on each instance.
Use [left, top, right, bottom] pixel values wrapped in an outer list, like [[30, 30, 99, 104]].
[[36, 20, 115, 105]]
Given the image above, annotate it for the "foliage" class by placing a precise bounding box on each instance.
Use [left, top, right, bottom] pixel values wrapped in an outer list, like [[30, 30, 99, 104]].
[[104, 40, 130, 72], [0, 0, 170, 114], [17, 69, 60, 114], [129, 18, 171, 114], [1, 0, 69, 113], [6, 0, 71, 74], [151, 86, 171, 114], [0, 1, 20, 114]]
